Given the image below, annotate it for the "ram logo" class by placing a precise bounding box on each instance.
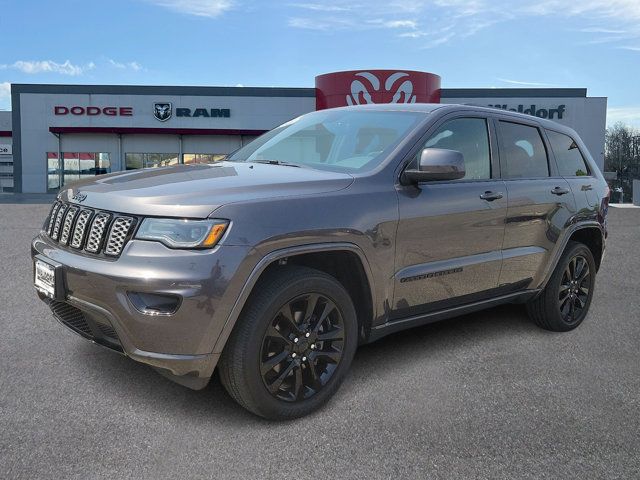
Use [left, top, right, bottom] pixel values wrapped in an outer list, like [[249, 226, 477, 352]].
[[153, 102, 172, 122], [346, 71, 417, 106]]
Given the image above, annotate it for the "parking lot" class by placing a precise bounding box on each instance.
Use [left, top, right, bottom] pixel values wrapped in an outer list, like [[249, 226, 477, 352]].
[[1, 201, 639, 479]]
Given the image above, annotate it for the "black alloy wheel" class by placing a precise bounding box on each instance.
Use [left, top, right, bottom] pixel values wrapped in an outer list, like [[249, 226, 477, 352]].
[[558, 254, 591, 325], [260, 293, 345, 402], [526, 241, 597, 332], [218, 266, 358, 419]]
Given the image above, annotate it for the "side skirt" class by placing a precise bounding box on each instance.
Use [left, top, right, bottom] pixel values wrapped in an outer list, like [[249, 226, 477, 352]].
[[367, 289, 541, 343]]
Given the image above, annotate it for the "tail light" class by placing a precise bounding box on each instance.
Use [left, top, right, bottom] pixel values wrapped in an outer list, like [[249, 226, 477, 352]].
[[598, 185, 610, 237]]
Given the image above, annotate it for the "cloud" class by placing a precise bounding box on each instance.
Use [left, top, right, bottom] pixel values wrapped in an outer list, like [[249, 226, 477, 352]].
[[0, 60, 93, 76], [288, 16, 355, 30], [108, 59, 144, 71], [607, 106, 640, 127], [378, 20, 418, 29], [287, 0, 640, 48], [146, 0, 234, 17], [0, 82, 10, 99], [579, 27, 626, 34], [619, 46, 640, 51], [497, 78, 559, 87], [288, 3, 351, 12], [522, 0, 640, 21]]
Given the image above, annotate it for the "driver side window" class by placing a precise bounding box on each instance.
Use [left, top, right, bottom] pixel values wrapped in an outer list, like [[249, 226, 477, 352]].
[[416, 117, 491, 180]]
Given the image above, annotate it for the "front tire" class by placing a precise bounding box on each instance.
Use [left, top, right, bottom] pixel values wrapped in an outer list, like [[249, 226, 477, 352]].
[[527, 241, 596, 332], [218, 266, 358, 420]]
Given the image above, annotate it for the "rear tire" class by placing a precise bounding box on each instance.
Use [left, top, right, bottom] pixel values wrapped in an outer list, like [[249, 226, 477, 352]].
[[526, 241, 596, 332], [218, 266, 358, 420]]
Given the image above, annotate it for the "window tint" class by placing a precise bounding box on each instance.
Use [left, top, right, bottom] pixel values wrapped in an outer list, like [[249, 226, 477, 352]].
[[546, 130, 590, 177], [420, 118, 491, 180], [499, 121, 549, 178], [229, 110, 423, 173]]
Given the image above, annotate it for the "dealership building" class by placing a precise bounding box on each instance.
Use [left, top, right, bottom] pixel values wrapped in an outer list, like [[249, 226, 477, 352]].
[[1, 70, 607, 193]]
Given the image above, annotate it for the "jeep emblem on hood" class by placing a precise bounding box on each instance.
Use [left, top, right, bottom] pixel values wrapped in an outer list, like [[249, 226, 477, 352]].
[[71, 191, 87, 203]]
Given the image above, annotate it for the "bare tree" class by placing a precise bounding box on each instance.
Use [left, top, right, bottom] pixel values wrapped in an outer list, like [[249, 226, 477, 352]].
[[605, 122, 640, 202], [604, 122, 640, 173]]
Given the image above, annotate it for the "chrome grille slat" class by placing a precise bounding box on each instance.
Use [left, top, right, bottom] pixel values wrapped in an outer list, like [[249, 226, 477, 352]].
[[85, 213, 111, 253], [51, 204, 68, 240], [105, 217, 134, 256], [70, 209, 92, 249], [59, 206, 79, 245], [47, 202, 61, 235]]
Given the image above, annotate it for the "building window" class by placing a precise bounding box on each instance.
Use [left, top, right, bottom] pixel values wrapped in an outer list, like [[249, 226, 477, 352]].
[[47, 152, 111, 192], [183, 153, 227, 164], [125, 153, 179, 170]]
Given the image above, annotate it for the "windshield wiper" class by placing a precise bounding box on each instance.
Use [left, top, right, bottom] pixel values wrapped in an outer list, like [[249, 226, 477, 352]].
[[251, 159, 301, 168]]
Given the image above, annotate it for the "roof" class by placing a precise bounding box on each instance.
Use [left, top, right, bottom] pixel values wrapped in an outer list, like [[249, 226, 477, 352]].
[[10, 84, 591, 99], [329, 103, 582, 135]]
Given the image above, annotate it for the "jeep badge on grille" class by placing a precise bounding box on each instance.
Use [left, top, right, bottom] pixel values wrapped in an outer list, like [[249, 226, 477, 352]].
[[71, 191, 87, 203]]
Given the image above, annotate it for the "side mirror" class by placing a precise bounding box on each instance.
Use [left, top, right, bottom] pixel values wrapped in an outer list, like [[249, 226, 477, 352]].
[[403, 148, 465, 184]]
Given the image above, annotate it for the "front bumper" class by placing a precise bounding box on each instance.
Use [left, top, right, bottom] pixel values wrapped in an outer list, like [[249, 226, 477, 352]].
[[32, 232, 252, 386]]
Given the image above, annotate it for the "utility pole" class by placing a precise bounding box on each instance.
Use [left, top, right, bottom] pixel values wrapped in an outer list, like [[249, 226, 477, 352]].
[[633, 136, 640, 175]]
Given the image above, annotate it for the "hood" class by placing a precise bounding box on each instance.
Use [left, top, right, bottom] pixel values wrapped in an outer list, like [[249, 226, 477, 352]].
[[58, 162, 354, 218]]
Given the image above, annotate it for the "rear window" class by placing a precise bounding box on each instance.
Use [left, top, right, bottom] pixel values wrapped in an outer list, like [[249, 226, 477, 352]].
[[499, 121, 549, 179], [546, 130, 590, 177]]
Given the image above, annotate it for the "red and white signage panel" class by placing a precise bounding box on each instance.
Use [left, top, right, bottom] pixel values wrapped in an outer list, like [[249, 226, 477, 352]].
[[315, 70, 441, 110]]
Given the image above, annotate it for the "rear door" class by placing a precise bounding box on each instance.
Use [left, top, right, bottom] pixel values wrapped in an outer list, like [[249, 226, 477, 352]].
[[545, 129, 600, 208], [393, 114, 507, 318], [496, 119, 575, 289]]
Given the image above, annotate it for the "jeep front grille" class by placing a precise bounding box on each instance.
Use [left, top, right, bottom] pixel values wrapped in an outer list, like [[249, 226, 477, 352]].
[[85, 213, 111, 253], [45, 201, 136, 257], [105, 217, 134, 256], [70, 209, 92, 249], [51, 203, 67, 240], [59, 205, 78, 245]]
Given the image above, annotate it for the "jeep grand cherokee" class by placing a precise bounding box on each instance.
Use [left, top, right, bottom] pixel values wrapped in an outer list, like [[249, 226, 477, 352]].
[[32, 104, 609, 419]]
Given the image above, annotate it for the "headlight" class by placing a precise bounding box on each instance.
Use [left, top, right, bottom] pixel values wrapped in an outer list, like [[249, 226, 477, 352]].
[[135, 218, 229, 249]]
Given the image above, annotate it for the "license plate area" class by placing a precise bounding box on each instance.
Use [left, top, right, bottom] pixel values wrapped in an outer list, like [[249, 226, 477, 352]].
[[34, 254, 65, 301]]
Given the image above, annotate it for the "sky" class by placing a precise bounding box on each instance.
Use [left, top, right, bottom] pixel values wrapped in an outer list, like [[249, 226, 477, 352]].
[[1, 0, 639, 126]]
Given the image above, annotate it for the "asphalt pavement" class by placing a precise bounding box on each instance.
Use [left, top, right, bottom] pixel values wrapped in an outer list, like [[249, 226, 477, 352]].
[[1, 202, 639, 479]]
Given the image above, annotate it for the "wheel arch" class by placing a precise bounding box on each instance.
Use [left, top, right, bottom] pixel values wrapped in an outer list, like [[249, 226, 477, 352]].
[[212, 243, 376, 355], [568, 226, 604, 271], [540, 222, 605, 291]]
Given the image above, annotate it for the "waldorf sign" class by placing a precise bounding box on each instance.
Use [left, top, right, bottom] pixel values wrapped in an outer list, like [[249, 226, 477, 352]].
[[487, 103, 566, 120]]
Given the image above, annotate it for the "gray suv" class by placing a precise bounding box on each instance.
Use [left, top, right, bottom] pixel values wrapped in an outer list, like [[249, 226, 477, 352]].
[[32, 104, 609, 419]]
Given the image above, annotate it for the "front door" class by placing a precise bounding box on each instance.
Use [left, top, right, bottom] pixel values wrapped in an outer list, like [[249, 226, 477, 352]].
[[392, 116, 507, 319]]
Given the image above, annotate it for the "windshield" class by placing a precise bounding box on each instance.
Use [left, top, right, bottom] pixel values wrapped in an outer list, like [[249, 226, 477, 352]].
[[227, 109, 424, 173]]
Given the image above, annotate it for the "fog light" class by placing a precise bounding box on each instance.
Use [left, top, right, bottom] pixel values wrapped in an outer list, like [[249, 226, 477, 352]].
[[127, 292, 181, 316]]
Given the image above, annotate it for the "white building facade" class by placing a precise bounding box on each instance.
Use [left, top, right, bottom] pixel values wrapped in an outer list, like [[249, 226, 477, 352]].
[[5, 80, 606, 194]]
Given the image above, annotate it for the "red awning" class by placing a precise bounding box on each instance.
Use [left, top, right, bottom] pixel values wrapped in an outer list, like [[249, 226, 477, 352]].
[[49, 127, 267, 136]]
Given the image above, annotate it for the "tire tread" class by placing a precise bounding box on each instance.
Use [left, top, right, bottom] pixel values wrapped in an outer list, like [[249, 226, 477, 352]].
[[218, 265, 356, 419], [526, 241, 595, 332]]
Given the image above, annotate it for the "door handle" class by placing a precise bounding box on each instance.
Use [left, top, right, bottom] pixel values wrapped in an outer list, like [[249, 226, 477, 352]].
[[581, 184, 593, 191], [479, 191, 504, 201], [551, 186, 570, 196]]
